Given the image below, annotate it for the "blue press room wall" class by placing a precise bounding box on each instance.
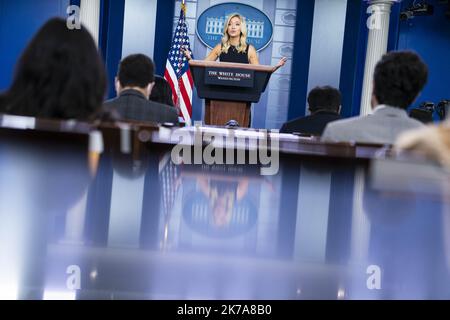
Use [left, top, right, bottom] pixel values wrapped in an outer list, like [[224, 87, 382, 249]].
[[396, 0, 450, 111], [0, 0, 70, 91]]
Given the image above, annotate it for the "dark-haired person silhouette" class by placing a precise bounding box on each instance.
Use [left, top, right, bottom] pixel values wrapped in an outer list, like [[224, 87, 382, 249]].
[[0, 18, 107, 121], [150, 75, 175, 107], [281, 86, 342, 135]]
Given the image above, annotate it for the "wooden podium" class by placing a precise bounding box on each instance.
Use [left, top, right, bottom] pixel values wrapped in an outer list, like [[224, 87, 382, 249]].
[[189, 60, 275, 127]]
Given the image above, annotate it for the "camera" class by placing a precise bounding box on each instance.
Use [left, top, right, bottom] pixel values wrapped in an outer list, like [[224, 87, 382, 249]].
[[400, 2, 434, 20]]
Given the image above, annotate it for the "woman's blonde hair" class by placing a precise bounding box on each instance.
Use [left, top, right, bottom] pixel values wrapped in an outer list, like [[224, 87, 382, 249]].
[[221, 13, 248, 54]]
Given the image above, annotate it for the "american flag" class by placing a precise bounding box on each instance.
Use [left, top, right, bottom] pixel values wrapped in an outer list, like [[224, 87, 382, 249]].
[[164, 0, 194, 126]]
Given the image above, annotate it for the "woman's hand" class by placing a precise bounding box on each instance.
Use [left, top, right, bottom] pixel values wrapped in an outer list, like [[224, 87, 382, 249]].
[[276, 57, 288, 69], [181, 46, 192, 61]]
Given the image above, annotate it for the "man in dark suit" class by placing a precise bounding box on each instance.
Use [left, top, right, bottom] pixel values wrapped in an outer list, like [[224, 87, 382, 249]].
[[104, 54, 179, 124], [280, 86, 342, 135]]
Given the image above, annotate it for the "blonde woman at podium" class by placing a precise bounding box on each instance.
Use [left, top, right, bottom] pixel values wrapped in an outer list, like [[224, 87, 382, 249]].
[[183, 13, 287, 69]]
